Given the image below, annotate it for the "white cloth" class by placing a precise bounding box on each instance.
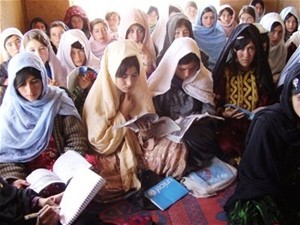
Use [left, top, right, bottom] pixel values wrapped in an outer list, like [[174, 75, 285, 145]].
[[148, 37, 215, 105], [260, 13, 287, 83], [57, 29, 100, 74], [0, 27, 23, 61]]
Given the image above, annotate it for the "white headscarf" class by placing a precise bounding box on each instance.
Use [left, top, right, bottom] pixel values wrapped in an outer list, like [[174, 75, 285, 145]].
[[148, 37, 215, 105], [0, 27, 23, 61], [57, 29, 100, 74], [260, 13, 287, 82], [0, 51, 80, 163]]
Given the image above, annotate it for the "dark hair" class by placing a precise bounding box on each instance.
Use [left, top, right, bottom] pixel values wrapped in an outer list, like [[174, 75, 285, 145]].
[[169, 5, 181, 16], [14, 67, 42, 93], [125, 23, 145, 39], [4, 34, 21, 48], [178, 53, 200, 68], [49, 21, 69, 32], [115, 56, 140, 77], [29, 17, 49, 31], [250, 0, 265, 10], [71, 41, 84, 49], [23, 29, 50, 49], [147, 6, 159, 19], [239, 5, 256, 21], [284, 13, 299, 30], [270, 21, 282, 32], [105, 11, 121, 22], [176, 18, 192, 31], [219, 7, 234, 18], [202, 7, 213, 17]]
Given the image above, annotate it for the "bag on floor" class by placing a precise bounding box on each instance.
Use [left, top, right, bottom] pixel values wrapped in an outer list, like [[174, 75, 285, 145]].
[[182, 157, 237, 198]]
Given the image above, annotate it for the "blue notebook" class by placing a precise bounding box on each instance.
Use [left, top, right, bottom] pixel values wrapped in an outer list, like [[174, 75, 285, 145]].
[[144, 176, 189, 210]]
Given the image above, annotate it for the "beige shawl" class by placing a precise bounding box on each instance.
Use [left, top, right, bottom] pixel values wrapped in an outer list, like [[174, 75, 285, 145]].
[[148, 37, 215, 106], [82, 39, 154, 191]]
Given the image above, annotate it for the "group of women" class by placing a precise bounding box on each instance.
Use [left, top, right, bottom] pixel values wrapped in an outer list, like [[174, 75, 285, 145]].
[[0, 1, 300, 225]]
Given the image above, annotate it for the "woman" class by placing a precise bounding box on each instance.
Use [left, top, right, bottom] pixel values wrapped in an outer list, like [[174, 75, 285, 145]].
[[280, 6, 299, 42], [0, 27, 23, 105], [63, 5, 90, 39], [0, 51, 88, 187], [260, 12, 287, 84], [57, 29, 100, 114], [217, 4, 238, 38], [224, 61, 300, 225], [105, 11, 120, 37], [48, 20, 69, 54], [238, 5, 257, 24], [156, 12, 209, 69], [29, 17, 48, 33], [184, 1, 198, 24], [89, 18, 116, 61], [22, 29, 67, 87], [82, 40, 187, 202], [249, 0, 265, 22], [193, 4, 226, 71], [148, 37, 223, 171], [118, 8, 156, 77], [213, 23, 274, 158]]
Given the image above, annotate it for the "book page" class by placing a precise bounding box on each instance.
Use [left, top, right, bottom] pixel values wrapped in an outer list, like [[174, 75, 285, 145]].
[[26, 168, 65, 194], [59, 168, 106, 225], [113, 113, 159, 132], [53, 150, 92, 184], [152, 117, 181, 137]]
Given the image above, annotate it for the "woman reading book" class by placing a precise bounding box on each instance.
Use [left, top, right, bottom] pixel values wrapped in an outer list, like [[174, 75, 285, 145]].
[[148, 37, 224, 172], [82, 39, 188, 202]]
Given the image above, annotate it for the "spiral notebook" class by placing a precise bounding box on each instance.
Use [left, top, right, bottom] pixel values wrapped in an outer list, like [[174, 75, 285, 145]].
[[59, 167, 106, 225]]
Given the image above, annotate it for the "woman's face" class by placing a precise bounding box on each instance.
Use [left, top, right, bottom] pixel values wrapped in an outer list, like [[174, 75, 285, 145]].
[[70, 47, 86, 67], [292, 93, 300, 117], [174, 24, 190, 39], [127, 24, 145, 43], [115, 65, 139, 93], [202, 11, 215, 28], [175, 60, 198, 80], [236, 41, 256, 70], [147, 10, 158, 28], [49, 26, 65, 48], [239, 13, 255, 24], [285, 15, 298, 33], [269, 24, 283, 46], [25, 39, 49, 64], [33, 22, 47, 32], [186, 6, 197, 21], [255, 3, 264, 17], [107, 14, 120, 32], [17, 75, 43, 102], [91, 22, 108, 43], [220, 10, 232, 25], [4, 35, 22, 57], [70, 15, 84, 29]]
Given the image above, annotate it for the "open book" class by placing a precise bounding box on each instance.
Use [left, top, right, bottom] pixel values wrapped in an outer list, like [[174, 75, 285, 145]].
[[113, 113, 181, 138], [166, 112, 224, 143], [26, 150, 106, 225]]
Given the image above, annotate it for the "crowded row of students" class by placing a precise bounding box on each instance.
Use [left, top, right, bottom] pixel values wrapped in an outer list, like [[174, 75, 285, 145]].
[[0, 1, 299, 225]]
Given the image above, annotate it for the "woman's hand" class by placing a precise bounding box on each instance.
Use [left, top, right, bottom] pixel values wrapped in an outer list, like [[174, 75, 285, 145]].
[[12, 179, 30, 189], [48, 79, 59, 86], [78, 75, 93, 90], [120, 93, 135, 120], [38, 192, 63, 208], [136, 119, 153, 140], [36, 205, 60, 225], [222, 107, 245, 119]]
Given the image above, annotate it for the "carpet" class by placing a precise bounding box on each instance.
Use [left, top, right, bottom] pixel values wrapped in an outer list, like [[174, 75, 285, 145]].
[[97, 183, 235, 225]]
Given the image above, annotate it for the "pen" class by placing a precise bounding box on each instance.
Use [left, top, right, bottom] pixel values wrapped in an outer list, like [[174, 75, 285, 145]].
[[24, 211, 40, 220]]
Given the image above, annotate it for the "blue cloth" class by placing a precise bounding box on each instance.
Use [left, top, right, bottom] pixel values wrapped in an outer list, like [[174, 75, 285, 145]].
[[192, 5, 226, 71], [0, 52, 80, 163]]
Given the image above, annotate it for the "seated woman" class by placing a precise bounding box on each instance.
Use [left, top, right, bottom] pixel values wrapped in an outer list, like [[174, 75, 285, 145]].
[[148, 37, 223, 171], [224, 60, 300, 225], [0, 51, 88, 185], [22, 29, 67, 87], [63, 5, 90, 39], [217, 4, 238, 38], [0, 27, 23, 105], [57, 29, 100, 114], [213, 23, 274, 158], [82, 40, 187, 202], [193, 4, 226, 71], [48, 20, 69, 54], [118, 8, 157, 77], [249, 0, 265, 22], [29, 17, 48, 33], [238, 5, 257, 24], [260, 12, 287, 84], [156, 12, 209, 69], [89, 18, 117, 61]]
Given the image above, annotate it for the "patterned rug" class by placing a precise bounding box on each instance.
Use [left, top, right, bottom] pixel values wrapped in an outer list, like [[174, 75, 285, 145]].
[[97, 183, 235, 225]]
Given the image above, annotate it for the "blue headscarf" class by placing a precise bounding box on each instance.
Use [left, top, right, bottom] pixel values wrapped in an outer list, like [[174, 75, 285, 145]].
[[193, 4, 226, 70], [0, 51, 80, 163]]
